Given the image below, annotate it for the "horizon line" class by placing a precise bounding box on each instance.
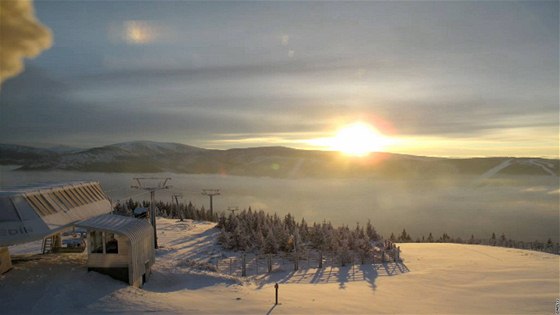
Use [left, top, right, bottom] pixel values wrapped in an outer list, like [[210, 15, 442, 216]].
[[2, 140, 559, 160]]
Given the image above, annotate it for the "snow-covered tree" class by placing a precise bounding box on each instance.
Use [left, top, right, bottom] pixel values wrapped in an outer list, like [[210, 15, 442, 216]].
[[263, 227, 279, 254]]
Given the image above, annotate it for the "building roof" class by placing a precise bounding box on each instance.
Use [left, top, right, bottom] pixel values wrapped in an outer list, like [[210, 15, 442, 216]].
[[0, 181, 112, 247], [0, 181, 97, 196], [77, 214, 153, 244]]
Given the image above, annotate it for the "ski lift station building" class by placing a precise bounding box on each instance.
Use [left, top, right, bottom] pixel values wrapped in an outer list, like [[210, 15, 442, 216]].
[[1, 181, 154, 287], [0, 181, 112, 273], [78, 213, 155, 287]]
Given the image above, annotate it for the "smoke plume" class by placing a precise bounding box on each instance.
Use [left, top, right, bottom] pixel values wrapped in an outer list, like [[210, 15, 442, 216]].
[[0, 0, 52, 85]]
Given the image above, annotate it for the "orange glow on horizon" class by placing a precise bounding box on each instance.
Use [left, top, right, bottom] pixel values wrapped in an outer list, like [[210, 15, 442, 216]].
[[307, 121, 394, 157]]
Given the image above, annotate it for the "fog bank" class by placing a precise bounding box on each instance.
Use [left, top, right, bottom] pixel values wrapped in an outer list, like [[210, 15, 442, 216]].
[[1, 166, 557, 242]]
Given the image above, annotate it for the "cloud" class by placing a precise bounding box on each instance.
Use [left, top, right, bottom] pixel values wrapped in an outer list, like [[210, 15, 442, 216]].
[[281, 34, 289, 46], [0, 0, 52, 85]]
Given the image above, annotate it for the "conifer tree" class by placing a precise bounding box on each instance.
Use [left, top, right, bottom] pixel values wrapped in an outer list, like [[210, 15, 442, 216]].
[[365, 219, 379, 241], [427, 232, 434, 243], [263, 227, 279, 254]]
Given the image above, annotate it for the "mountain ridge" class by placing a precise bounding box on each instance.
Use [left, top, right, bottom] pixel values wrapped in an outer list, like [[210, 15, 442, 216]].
[[1, 141, 558, 178]]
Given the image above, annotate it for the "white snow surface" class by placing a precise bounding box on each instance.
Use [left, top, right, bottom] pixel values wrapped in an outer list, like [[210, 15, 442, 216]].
[[1, 218, 558, 314]]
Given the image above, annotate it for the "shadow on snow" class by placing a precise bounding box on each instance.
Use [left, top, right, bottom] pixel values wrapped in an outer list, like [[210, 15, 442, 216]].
[[254, 261, 410, 292]]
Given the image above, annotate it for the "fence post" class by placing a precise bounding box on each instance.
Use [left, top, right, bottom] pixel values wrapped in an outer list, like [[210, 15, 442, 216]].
[[242, 253, 247, 277], [319, 251, 323, 269], [255, 255, 259, 275], [229, 258, 233, 275], [268, 254, 272, 273]]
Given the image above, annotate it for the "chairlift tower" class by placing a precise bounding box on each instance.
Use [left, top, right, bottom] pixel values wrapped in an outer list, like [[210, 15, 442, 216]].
[[131, 177, 171, 249], [172, 193, 183, 221], [201, 189, 220, 218]]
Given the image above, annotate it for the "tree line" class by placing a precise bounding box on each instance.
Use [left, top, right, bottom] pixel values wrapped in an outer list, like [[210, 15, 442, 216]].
[[113, 198, 219, 222], [389, 229, 559, 254], [215, 209, 380, 255], [113, 199, 558, 255]]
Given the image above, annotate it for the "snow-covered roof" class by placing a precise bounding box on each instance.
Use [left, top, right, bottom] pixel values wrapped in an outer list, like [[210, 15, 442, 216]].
[[0, 181, 112, 247], [0, 181, 97, 196], [77, 214, 153, 244]]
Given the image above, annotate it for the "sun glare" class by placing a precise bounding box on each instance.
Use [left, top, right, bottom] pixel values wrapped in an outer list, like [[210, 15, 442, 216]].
[[124, 21, 155, 44], [331, 122, 389, 156]]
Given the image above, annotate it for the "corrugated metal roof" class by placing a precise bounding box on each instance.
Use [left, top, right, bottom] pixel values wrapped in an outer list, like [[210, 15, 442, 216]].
[[77, 214, 153, 244], [78, 213, 155, 287]]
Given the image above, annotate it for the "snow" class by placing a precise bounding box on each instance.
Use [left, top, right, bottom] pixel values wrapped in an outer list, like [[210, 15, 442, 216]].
[[1, 218, 558, 314], [527, 159, 557, 176], [476, 159, 514, 182]]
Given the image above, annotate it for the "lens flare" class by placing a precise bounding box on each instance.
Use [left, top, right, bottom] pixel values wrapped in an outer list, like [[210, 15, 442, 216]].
[[307, 122, 392, 156]]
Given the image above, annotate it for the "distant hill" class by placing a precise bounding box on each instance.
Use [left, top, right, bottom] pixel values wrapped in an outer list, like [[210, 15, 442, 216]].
[[1, 141, 558, 178], [0, 144, 59, 165]]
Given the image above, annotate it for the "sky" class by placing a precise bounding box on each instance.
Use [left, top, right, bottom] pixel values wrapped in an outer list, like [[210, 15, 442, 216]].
[[0, 1, 558, 158]]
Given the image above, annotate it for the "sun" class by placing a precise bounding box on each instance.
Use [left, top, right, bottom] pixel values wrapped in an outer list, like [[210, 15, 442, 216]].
[[124, 21, 155, 44], [331, 122, 388, 156]]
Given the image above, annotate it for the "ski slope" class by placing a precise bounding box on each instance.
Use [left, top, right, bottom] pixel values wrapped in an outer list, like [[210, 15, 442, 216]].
[[1, 218, 558, 314]]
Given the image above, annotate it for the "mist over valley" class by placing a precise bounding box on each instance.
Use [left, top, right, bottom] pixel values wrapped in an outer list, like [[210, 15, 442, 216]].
[[2, 142, 558, 242]]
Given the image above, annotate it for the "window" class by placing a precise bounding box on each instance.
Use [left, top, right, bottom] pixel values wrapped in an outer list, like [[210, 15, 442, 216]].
[[76, 187, 93, 203], [90, 231, 104, 253], [37, 195, 57, 214], [89, 185, 103, 201], [105, 233, 118, 254], [89, 231, 119, 254], [24, 195, 47, 216], [26, 194, 55, 216], [36, 194, 59, 214], [91, 185, 107, 200], [49, 192, 66, 209], [69, 188, 86, 205], [53, 191, 72, 209], [60, 190, 78, 208], [83, 186, 100, 201]]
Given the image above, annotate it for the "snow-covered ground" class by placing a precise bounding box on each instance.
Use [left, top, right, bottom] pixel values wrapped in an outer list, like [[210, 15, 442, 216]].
[[1, 218, 558, 314]]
